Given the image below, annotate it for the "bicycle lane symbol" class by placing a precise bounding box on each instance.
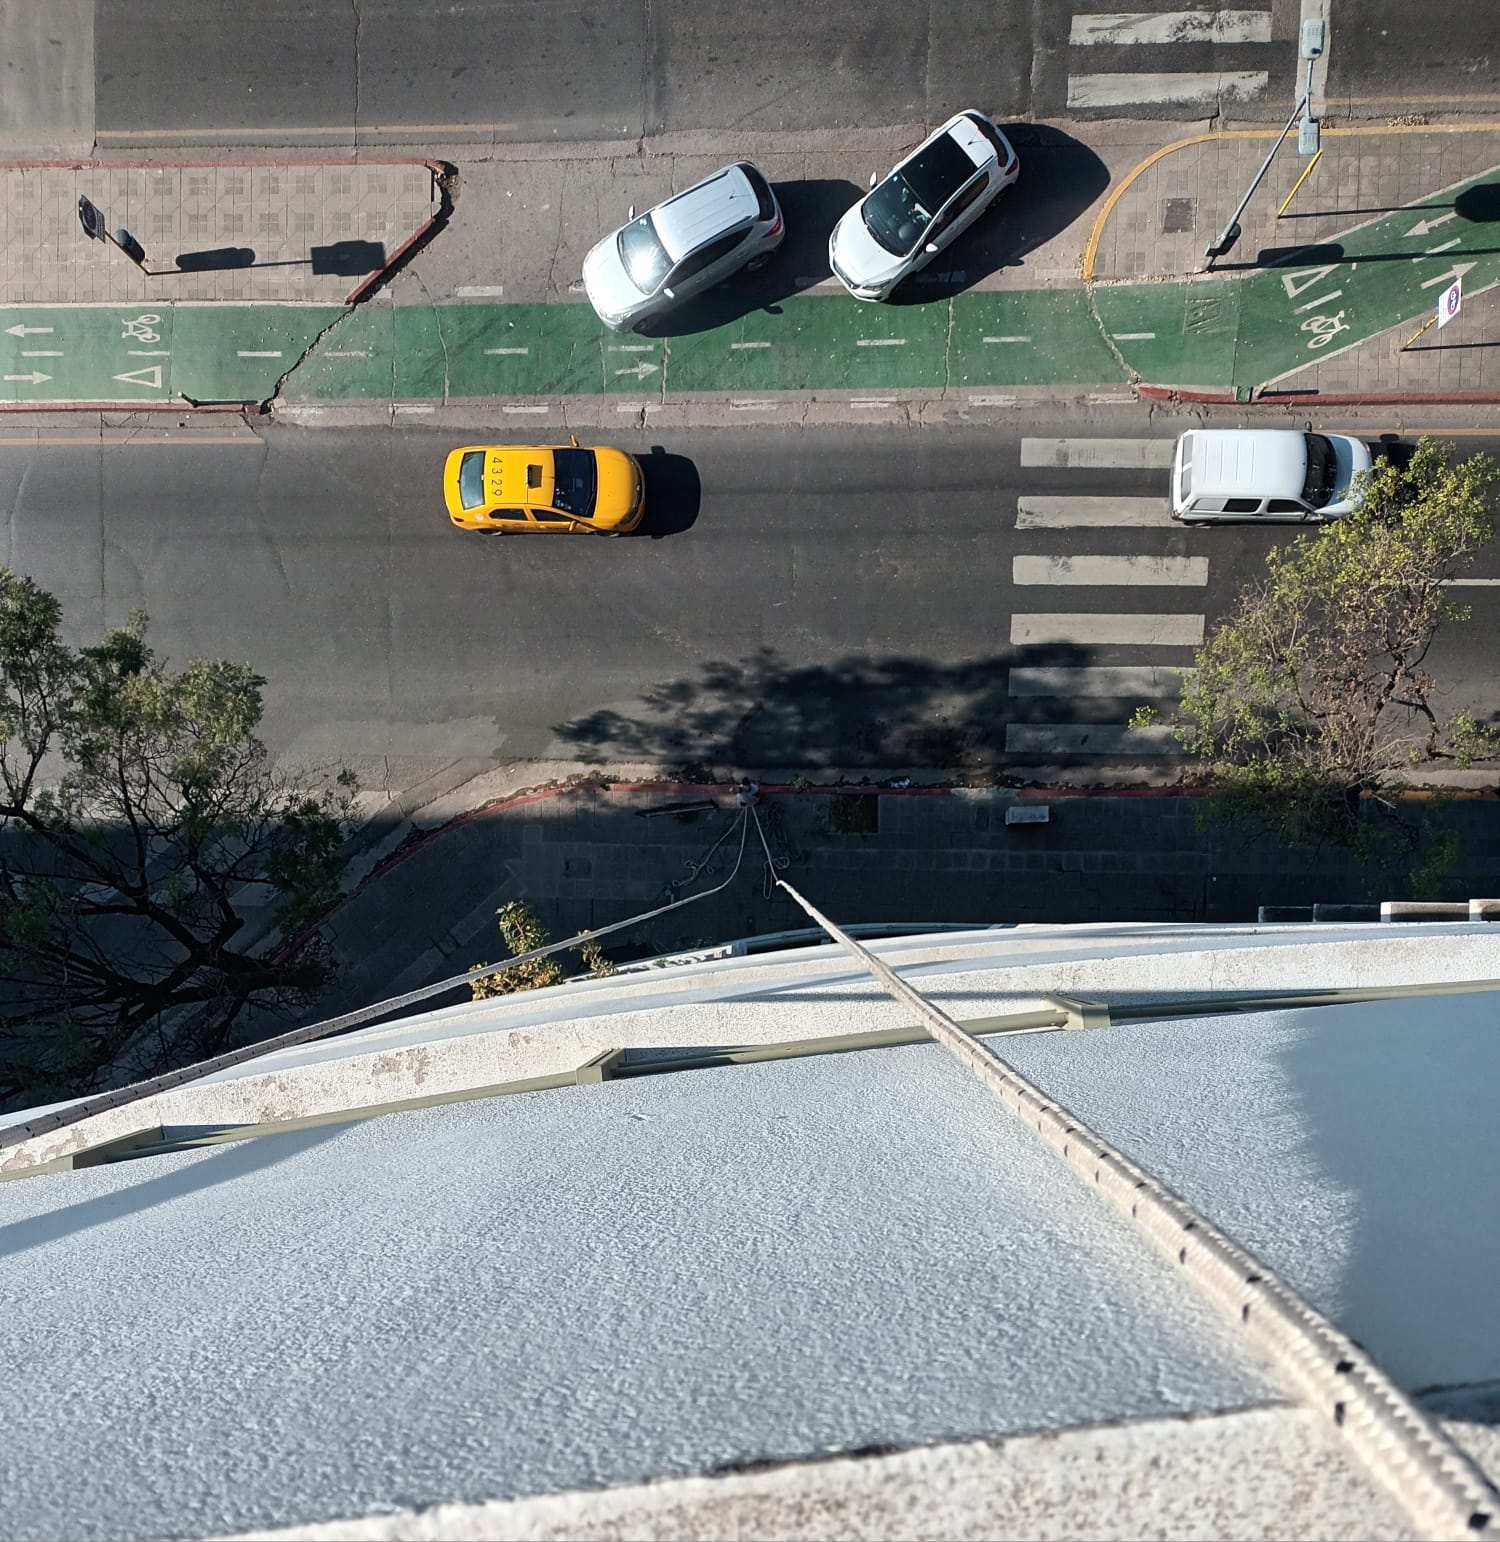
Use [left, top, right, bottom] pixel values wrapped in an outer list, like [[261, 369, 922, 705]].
[[111, 311, 172, 394], [1300, 310, 1350, 350]]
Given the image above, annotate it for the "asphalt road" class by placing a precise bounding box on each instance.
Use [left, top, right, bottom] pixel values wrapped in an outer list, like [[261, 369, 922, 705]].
[[1, 420, 1496, 783], [0, 0, 1471, 156]]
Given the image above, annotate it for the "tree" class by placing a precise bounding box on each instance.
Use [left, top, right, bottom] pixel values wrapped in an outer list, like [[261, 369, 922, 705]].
[[1135, 438, 1500, 861], [0, 572, 356, 1103], [471, 900, 615, 1000]]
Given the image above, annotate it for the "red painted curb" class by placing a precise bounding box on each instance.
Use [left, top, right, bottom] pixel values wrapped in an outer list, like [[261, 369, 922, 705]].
[[1139, 383, 1500, 407]]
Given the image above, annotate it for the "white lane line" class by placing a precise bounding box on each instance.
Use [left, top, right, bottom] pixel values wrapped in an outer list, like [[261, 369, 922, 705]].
[[1293, 290, 1342, 313], [1087, 393, 1136, 404], [983, 334, 1032, 343], [324, 349, 370, 357], [1069, 10, 1272, 46], [606, 343, 653, 352], [484, 346, 530, 355], [1014, 554, 1207, 586], [731, 341, 772, 350], [456, 285, 504, 296], [1442, 578, 1500, 586], [615, 402, 661, 412], [1112, 331, 1157, 340], [1022, 438, 1175, 469], [237, 350, 282, 358], [856, 338, 907, 347], [1068, 71, 1268, 108], [1011, 612, 1205, 646], [1016, 496, 1167, 528], [1009, 665, 1190, 698], [503, 404, 549, 414], [730, 400, 778, 410], [969, 394, 1018, 406], [851, 398, 896, 407], [128, 350, 170, 356], [393, 404, 435, 414], [1005, 723, 1185, 755], [20, 351, 63, 357]]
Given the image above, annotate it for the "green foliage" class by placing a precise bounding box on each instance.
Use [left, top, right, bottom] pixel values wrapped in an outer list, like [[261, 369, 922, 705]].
[[1142, 439, 1500, 855], [471, 903, 616, 999], [0, 571, 357, 1103]]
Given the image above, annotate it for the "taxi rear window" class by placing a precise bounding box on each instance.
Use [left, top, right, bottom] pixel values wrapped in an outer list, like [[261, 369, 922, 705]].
[[458, 451, 487, 510]]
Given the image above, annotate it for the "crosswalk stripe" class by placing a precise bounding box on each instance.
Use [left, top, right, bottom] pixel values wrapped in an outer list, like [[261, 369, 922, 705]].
[[1069, 11, 1272, 46], [1011, 612, 1205, 646], [1014, 555, 1207, 587], [1009, 665, 1190, 698], [1021, 438, 1175, 469], [1017, 496, 1165, 528], [1068, 70, 1267, 108], [1005, 724, 1185, 755]]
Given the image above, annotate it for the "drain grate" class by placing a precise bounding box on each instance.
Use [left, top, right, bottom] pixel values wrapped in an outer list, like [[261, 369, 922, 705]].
[[1162, 197, 1197, 234]]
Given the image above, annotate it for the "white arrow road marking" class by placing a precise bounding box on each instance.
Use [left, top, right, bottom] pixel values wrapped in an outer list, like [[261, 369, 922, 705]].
[[483, 347, 529, 355], [1424, 238, 1461, 255], [4, 371, 51, 384], [1405, 211, 1457, 238], [112, 365, 163, 388], [21, 351, 62, 357], [4, 324, 53, 337], [237, 350, 282, 358], [614, 360, 659, 378], [1420, 262, 1476, 289]]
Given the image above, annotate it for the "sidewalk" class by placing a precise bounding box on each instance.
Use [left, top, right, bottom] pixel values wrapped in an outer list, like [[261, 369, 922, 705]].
[[2, 124, 1495, 412], [263, 775, 1500, 1035], [0, 158, 443, 406]]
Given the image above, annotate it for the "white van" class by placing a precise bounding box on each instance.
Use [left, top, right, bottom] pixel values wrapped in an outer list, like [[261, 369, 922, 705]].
[[1170, 429, 1373, 523]]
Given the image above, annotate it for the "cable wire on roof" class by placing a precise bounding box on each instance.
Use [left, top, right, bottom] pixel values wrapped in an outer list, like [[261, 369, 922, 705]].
[[0, 807, 753, 1156], [742, 807, 1497, 1542]]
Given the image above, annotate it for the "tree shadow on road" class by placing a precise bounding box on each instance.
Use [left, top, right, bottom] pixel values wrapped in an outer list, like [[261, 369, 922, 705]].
[[551, 640, 1166, 772]]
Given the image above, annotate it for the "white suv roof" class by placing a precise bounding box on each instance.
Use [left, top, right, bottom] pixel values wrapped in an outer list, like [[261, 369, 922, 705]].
[[652, 167, 757, 261], [1179, 430, 1308, 501]]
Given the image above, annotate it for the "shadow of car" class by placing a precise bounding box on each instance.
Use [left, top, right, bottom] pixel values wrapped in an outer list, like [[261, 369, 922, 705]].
[[883, 123, 1110, 305], [634, 178, 865, 338], [637, 446, 701, 538]]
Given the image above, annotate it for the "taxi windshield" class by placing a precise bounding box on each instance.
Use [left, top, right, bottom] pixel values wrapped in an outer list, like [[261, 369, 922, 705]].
[[457, 451, 487, 511], [551, 449, 597, 518]]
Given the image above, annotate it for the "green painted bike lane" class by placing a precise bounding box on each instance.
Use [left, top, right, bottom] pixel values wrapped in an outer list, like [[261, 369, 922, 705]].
[[4, 166, 1495, 407], [1095, 165, 1500, 391]]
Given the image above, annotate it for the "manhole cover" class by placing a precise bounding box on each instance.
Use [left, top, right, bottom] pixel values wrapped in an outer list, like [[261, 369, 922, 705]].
[[1162, 197, 1197, 234]]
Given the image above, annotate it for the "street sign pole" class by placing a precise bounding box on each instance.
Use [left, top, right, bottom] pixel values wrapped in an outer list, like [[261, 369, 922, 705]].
[[77, 195, 152, 274]]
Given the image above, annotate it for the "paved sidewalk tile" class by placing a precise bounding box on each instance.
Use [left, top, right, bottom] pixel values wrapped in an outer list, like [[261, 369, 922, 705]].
[[0, 161, 441, 305]]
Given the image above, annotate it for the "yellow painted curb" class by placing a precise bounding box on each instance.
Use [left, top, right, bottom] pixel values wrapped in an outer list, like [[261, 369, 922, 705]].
[[1081, 122, 1500, 285]]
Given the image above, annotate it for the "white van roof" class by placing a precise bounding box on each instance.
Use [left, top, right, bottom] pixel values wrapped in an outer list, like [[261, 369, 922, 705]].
[[1179, 430, 1308, 501]]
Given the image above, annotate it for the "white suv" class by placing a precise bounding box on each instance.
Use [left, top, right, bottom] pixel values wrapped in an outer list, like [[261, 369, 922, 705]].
[[583, 163, 785, 333], [829, 110, 1020, 302]]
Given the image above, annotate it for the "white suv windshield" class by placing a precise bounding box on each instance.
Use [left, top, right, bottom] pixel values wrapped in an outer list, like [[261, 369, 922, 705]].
[[617, 215, 671, 295]]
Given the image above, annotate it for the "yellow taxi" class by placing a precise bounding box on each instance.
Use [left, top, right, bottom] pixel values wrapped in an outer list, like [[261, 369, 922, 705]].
[[442, 438, 645, 534]]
